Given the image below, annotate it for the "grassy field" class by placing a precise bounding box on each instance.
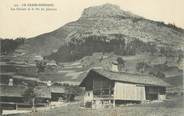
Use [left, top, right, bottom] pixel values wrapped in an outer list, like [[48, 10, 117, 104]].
[[7, 96, 184, 116]]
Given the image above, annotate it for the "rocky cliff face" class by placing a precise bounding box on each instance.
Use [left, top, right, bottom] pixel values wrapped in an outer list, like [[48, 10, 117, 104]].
[[81, 4, 140, 18], [17, 4, 184, 60]]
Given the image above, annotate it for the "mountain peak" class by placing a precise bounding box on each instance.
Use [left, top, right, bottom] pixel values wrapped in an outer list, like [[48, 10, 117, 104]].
[[81, 3, 139, 18], [17, 3, 184, 58]]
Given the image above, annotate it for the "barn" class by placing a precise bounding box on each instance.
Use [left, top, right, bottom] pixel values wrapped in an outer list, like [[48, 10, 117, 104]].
[[79, 69, 170, 108]]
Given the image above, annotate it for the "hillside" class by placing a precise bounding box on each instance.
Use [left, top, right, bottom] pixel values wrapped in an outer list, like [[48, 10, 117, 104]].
[[16, 4, 184, 61]]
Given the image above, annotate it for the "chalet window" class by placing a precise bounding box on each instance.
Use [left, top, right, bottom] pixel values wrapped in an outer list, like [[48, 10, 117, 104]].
[[159, 87, 166, 94], [93, 89, 113, 98], [93, 90, 101, 95], [146, 87, 159, 94], [102, 89, 110, 95]]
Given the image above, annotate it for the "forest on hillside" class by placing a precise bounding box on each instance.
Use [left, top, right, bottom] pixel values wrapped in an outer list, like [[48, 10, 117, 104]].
[[0, 38, 25, 55], [48, 34, 183, 62]]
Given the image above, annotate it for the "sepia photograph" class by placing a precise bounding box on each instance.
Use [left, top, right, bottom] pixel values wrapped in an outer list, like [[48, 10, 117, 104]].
[[0, 0, 184, 116]]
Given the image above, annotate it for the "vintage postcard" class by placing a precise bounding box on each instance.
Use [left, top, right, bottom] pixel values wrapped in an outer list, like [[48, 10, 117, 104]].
[[0, 0, 184, 116]]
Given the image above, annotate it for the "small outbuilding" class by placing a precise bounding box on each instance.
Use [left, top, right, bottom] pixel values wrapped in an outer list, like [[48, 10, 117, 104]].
[[50, 86, 65, 101]]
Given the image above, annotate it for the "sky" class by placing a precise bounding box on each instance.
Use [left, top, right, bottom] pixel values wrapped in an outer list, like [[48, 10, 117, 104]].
[[0, 0, 184, 39]]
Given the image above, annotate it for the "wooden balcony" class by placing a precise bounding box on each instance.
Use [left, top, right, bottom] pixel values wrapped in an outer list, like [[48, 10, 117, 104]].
[[93, 95, 114, 100], [93, 88, 114, 100]]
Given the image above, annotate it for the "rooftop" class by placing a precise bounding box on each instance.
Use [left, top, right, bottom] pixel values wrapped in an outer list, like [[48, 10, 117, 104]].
[[81, 69, 170, 87], [50, 86, 65, 93]]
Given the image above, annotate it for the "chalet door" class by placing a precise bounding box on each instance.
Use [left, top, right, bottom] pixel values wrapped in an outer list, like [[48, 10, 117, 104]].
[[145, 86, 158, 100]]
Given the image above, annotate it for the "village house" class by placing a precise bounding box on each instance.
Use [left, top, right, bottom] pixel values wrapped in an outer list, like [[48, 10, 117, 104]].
[[38, 73, 80, 102], [0, 85, 27, 109], [79, 69, 170, 108], [46, 60, 57, 67], [33, 55, 43, 61], [0, 85, 52, 108], [0, 73, 51, 110], [33, 86, 52, 104], [14, 49, 26, 56], [45, 60, 58, 72]]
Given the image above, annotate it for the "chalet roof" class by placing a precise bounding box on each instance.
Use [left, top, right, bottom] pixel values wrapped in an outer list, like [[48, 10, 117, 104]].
[[50, 86, 65, 93], [0, 85, 27, 97], [12, 75, 42, 83], [46, 60, 57, 66], [112, 60, 118, 65], [80, 69, 170, 87], [33, 55, 43, 61], [15, 49, 27, 53], [0, 72, 15, 76]]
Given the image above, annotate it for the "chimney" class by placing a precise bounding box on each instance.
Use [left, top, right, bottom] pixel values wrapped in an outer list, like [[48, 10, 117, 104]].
[[8, 78, 13, 86], [111, 61, 119, 72]]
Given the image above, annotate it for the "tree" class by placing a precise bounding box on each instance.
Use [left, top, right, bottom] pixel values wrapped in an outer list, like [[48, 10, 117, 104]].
[[147, 42, 157, 55], [155, 71, 165, 78], [0, 37, 25, 54], [136, 62, 148, 73], [0, 104, 3, 115], [36, 60, 47, 73], [63, 84, 83, 101], [22, 86, 36, 112], [117, 57, 125, 71]]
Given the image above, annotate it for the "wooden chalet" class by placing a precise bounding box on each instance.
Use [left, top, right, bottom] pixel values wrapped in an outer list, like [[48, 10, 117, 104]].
[[34, 86, 52, 103], [79, 69, 170, 108], [0, 85, 52, 109], [0, 75, 51, 110], [50, 85, 65, 101], [0, 85, 27, 109]]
